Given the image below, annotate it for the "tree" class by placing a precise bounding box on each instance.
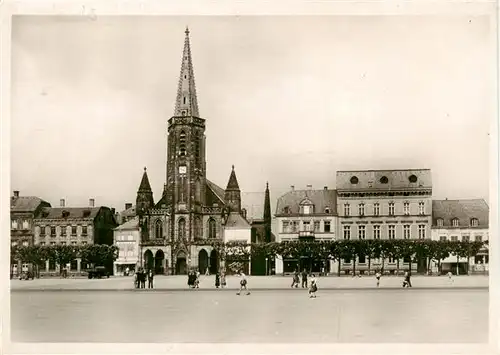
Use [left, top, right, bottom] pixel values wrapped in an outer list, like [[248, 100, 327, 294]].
[[46, 245, 78, 276], [80, 244, 119, 269]]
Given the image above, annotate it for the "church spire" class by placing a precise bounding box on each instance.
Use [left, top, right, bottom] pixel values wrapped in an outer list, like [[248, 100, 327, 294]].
[[136, 167, 154, 216], [224, 165, 241, 213], [174, 26, 200, 117], [263, 182, 272, 242], [226, 165, 240, 190]]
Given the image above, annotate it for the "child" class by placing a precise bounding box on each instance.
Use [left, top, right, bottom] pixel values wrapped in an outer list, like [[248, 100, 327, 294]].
[[375, 271, 381, 287], [236, 271, 250, 295], [309, 274, 318, 298]]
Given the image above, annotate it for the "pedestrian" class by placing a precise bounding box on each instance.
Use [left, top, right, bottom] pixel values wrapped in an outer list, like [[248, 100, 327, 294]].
[[236, 270, 250, 295], [215, 272, 220, 288], [403, 271, 412, 288], [195, 271, 200, 288], [140, 269, 146, 289], [147, 269, 154, 289], [221, 271, 227, 289], [301, 269, 308, 288], [291, 270, 299, 288], [205, 268, 210, 276], [125, 267, 130, 276], [375, 270, 381, 287], [447, 271, 453, 283], [309, 274, 318, 298], [134, 272, 139, 288]]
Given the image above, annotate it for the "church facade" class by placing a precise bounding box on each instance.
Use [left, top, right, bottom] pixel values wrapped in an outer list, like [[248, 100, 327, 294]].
[[135, 28, 254, 275]]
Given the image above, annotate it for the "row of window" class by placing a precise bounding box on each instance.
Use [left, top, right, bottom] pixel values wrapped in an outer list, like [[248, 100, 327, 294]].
[[436, 218, 480, 227], [11, 241, 29, 247], [343, 224, 427, 239], [344, 202, 425, 217], [282, 206, 331, 215], [282, 220, 332, 233], [11, 219, 30, 230], [439, 235, 483, 242], [115, 235, 136, 242], [37, 225, 89, 236], [36, 241, 87, 246], [151, 218, 218, 240]]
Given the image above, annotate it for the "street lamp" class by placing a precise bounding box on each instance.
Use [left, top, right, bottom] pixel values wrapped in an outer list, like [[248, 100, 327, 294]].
[[265, 257, 268, 276]]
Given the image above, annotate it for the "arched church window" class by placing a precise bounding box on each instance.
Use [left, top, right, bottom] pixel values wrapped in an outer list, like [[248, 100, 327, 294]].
[[208, 218, 216, 239], [155, 219, 163, 239], [195, 216, 202, 240], [178, 218, 186, 240]]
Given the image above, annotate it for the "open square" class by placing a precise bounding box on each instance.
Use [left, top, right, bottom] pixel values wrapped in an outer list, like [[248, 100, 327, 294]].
[[11, 283, 488, 343]]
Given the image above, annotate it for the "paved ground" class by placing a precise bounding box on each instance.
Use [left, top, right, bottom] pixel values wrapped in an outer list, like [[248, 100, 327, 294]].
[[11, 288, 488, 343], [10, 274, 489, 291]]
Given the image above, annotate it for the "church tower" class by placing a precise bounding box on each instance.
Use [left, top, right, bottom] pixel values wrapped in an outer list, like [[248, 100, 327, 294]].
[[165, 27, 207, 241], [224, 165, 241, 213]]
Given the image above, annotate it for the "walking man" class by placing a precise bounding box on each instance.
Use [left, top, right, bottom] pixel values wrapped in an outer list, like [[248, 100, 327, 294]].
[[147, 269, 154, 289], [375, 270, 381, 287], [301, 269, 308, 288]]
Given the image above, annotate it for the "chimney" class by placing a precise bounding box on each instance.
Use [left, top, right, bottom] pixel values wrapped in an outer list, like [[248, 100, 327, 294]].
[[307, 184, 313, 190], [291, 185, 295, 191], [60, 199, 65, 207], [13, 190, 19, 198], [89, 198, 95, 207], [125, 203, 132, 210], [324, 186, 328, 191]]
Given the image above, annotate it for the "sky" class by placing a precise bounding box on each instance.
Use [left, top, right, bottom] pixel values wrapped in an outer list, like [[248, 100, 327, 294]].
[[10, 15, 494, 214]]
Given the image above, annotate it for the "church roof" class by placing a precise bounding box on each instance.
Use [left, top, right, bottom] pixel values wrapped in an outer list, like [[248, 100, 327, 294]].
[[206, 179, 226, 206], [173, 27, 200, 117], [226, 165, 240, 190], [225, 212, 251, 229], [432, 199, 489, 228], [138, 167, 152, 192]]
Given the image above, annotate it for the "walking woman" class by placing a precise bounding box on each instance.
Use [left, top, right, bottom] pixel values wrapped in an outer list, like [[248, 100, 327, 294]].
[[309, 274, 318, 298], [220, 271, 227, 289]]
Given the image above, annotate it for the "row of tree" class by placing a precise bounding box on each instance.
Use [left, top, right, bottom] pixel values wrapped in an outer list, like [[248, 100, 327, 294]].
[[11, 244, 119, 278], [204, 239, 488, 275]]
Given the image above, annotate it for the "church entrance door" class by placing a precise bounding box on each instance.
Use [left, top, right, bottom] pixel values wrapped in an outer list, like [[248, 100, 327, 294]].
[[198, 249, 209, 274], [209, 250, 219, 274], [155, 250, 165, 275]]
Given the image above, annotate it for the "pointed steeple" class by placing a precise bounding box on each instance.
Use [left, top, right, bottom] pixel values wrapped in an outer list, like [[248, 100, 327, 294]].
[[263, 182, 272, 243], [224, 165, 241, 213], [136, 167, 154, 216], [174, 27, 200, 117], [226, 165, 240, 190], [138, 167, 152, 192]]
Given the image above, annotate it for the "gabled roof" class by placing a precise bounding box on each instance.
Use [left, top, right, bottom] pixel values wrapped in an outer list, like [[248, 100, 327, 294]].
[[336, 169, 432, 190], [114, 216, 139, 231], [11, 196, 49, 213], [432, 199, 489, 228], [225, 212, 251, 229], [276, 189, 337, 215], [120, 205, 137, 218], [206, 179, 226, 206], [226, 165, 240, 190], [36, 207, 101, 220]]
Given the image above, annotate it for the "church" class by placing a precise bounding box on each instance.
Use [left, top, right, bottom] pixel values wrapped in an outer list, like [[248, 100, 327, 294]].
[[133, 28, 267, 275]]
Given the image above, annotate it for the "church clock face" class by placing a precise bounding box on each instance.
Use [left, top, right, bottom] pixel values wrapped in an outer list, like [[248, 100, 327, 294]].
[[179, 166, 187, 174]]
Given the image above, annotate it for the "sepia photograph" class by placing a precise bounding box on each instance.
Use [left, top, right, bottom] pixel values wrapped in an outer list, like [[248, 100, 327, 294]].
[[3, 2, 498, 352]]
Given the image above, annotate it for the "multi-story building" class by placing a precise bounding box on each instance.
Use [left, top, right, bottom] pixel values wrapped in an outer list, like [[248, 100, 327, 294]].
[[33, 198, 118, 274], [113, 217, 140, 276], [431, 199, 489, 275], [336, 169, 432, 274], [10, 190, 51, 277], [274, 185, 338, 274], [137, 28, 260, 275]]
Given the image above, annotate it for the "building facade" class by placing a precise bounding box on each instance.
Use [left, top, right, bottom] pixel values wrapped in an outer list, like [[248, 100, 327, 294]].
[[113, 217, 140, 276], [274, 185, 338, 274], [431, 199, 489, 275], [336, 169, 433, 274], [10, 190, 51, 276], [33, 199, 117, 274], [137, 28, 259, 275]]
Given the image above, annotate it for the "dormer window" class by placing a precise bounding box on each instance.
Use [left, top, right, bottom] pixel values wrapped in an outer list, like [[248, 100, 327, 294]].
[[452, 218, 459, 227], [62, 210, 70, 218], [82, 210, 91, 218], [470, 218, 479, 227], [324, 207, 331, 214], [380, 176, 389, 184], [299, 199, 314, 215], [350, 176, 359, 184], [437, 218, 444, 227], [283, 206, 290, 214]]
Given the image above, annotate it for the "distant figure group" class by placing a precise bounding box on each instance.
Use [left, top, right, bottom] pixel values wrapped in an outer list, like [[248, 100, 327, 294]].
[[290, 270, 319, 298], [187, 270, 200, 288], [135, 268, 154, 289]]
